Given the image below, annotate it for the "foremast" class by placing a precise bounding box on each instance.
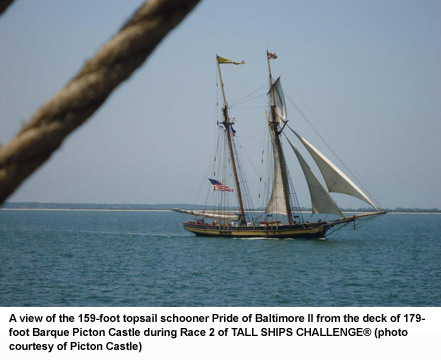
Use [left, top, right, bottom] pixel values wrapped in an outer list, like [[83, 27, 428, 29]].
[[216, 56, 246, 225], [266, 52, 294, 224]]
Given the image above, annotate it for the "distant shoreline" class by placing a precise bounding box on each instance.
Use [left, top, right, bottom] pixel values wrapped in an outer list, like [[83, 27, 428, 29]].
[[1, 208, 440, 215], [2, 202, 440, 214], [0, 208, 171, 212]]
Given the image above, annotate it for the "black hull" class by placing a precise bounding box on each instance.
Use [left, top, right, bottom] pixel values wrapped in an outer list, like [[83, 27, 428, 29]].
[[183, 222, 333, 239]]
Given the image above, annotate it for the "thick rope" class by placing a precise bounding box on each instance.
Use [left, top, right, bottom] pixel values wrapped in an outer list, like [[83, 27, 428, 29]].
[[0, 0, 15, 16], [0, 0, 201, 205]]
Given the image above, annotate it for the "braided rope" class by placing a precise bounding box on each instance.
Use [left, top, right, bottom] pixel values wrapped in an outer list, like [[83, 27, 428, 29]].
[[0, 0, 15, 16], [0, 0, 201, 204]]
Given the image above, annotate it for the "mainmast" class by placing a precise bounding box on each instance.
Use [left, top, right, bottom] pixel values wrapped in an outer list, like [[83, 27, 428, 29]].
[[266, 52, 294, 224], [216, 56, 246, 225]]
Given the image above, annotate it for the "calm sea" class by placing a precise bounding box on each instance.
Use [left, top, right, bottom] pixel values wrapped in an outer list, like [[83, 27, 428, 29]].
[[0, 210, 440, 307]]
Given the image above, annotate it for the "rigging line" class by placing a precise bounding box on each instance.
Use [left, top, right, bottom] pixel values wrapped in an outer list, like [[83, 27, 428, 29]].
[[239, 145, 261, 178], [262, 127, 273, 210], [237, 131, 266, 141], [230, 86, 268, 107], [196, 130, 222, 206], [230, 105, 268, 110], [236, 131, 267, 145], [232, 138, 255, 220], [202, 179, 211, 213], [225, 65, 255, 91], [326, 221, 352, 237], [215, 61, 220, 123], [284, 95, 382, 208], [351, 214, 381, 229], [285, 158, 305, 223], [188, 63, 221, 204], [231, 82, 267, 101]]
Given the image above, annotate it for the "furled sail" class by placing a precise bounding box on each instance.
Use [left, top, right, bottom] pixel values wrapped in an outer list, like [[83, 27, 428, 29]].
[[174, 209, 239, 221], [286, 138, 343, 217], [265, 111, 289, 216], [291, 130, 378, 210], [270, 77, 287, 121]]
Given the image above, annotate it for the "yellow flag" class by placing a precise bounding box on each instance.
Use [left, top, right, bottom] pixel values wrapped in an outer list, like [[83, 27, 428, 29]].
[[217, 56, 245, 65]]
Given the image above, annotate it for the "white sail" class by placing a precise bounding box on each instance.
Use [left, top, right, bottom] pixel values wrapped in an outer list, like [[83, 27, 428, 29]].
[[271, 77, 287, 121], [286, 138, 343, 217], [265, 155, 289, 215], [292, 130, 378, 209], [265, 112, 289, 216]]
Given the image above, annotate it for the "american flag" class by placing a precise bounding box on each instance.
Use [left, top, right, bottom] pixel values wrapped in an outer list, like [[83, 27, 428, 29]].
[[208, 178, 233, 192]]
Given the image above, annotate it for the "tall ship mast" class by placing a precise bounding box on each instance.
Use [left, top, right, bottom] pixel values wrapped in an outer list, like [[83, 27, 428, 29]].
[[216, 56, 246, 225], [265, 52, 294, 224], [175, 53, 385, 239]]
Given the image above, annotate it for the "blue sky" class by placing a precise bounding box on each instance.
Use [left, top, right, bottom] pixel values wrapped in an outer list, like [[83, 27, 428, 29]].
[[1, 0, 440, 208]]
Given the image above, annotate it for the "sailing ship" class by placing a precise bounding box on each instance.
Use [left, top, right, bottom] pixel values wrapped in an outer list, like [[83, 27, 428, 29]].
[[175, 53, 385, 238]]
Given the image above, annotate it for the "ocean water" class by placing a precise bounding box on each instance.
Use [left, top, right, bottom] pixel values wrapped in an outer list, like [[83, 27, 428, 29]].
[[0, 210, 440, 307]]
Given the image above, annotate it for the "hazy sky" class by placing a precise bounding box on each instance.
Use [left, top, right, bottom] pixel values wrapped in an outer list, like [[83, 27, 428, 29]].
[[1, 0, 440, 209]]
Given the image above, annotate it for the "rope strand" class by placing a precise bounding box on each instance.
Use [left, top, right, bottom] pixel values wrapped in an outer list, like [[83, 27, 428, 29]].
[[0, 0, 201, 205], [0, 0, 15, 16]]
